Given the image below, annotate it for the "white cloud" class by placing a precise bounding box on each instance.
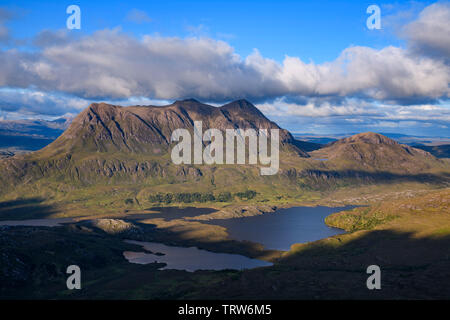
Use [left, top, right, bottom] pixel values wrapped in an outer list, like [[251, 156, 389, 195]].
[[260, 97, 450, 121], [0, 88, 88, 117], [0, 28, 448, 103], [255, 97, 450, 136], [403, 2, 450, 59], [257, 97, 381, 118]]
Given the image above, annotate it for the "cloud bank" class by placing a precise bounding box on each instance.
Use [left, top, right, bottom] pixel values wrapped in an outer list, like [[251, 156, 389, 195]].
[[0, 2, 449, 134], [1, 29, 448, 103]]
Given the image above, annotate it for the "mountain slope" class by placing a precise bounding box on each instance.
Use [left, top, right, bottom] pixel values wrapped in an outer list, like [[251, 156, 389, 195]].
[[0, 99, 313, 197], [309, 132, 443, 173], [35, 99, 308, 158], [0, 103, 448, 208]]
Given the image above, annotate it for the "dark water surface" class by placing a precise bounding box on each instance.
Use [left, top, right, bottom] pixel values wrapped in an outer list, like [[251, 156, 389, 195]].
[[0, 205, 354, 271], [123, 240, 272, 272], [113, 207, 218, 221], [0, 217, 74, 227], [208, 206, 354, 251]]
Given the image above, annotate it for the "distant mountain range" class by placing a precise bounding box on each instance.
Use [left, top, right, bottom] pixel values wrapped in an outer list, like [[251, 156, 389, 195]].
[[411, 144, 450, 159], [293, 132, 450, 142], [0, 117, 72, 152]]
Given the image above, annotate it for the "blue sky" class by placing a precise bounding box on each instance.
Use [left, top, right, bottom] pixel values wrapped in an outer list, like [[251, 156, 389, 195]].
[[0, 0, 449, 136], [3, 0, 428, 62]]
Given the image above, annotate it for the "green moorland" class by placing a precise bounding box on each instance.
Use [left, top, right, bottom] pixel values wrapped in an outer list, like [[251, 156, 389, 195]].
[[0, 147, 448, 221]]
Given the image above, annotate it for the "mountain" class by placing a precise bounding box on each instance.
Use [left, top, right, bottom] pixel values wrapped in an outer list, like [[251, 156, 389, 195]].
[[0, 101, 448, 207], [293, 132, 450, 147], [0, 99, 312, 197], [38, 99, 308, 157], [309, 132, 443, 173]]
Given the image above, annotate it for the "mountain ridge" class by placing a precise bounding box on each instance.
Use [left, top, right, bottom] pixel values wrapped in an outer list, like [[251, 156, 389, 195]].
[[310, 132, 442, 173], [37, 99, 309, 157]]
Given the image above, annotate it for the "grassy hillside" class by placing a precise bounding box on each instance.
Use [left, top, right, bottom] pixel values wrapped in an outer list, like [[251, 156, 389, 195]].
[[0, 143, 448, 221]]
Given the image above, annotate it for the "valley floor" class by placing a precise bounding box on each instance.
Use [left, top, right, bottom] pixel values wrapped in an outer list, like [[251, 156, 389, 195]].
[[0, 187, 449, 299]]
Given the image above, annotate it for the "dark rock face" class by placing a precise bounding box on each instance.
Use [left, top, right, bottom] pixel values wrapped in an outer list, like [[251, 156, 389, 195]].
[[0, 151, 14, 159], [41, 99, 309, 157], [176, 166, 203, 177]]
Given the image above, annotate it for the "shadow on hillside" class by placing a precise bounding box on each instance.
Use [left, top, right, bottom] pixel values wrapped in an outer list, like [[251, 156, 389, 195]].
[[301, 169, 450, 186], [0, 134, 55, 150], [0, 197, 59, 220], [200, 229, 450, 299], [1, 219, 449, 299], [135, 206, 218, 221]]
